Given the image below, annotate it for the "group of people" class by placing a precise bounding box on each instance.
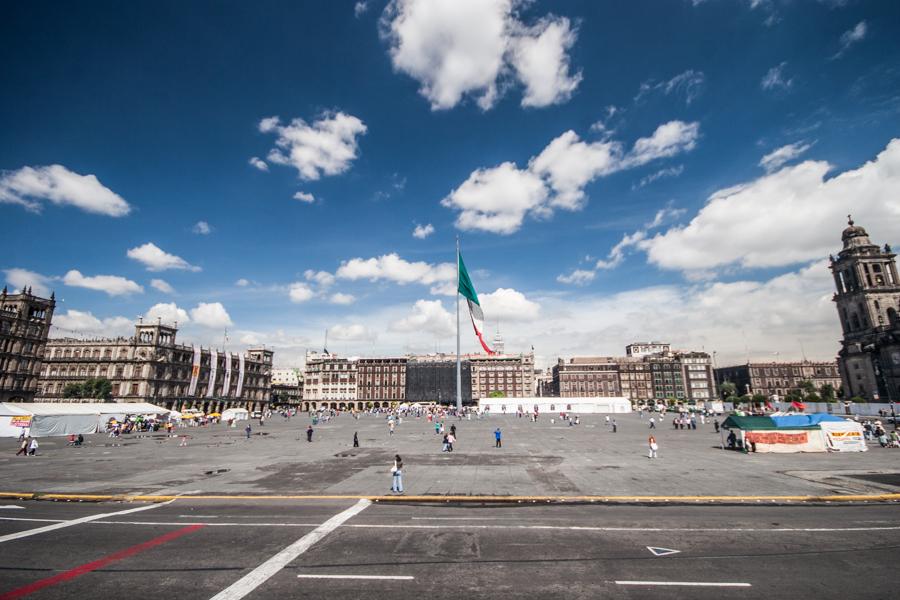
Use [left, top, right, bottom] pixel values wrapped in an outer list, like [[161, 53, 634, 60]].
[[15, 434, 38, 456], [864, 420, 899, 447]]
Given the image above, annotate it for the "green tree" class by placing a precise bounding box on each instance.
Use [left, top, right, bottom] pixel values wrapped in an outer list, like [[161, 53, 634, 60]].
[[850, 395, 867, 403], [488, 390, 506, 398], [798, 380, 817, 397], [820, 383, 836, 402], [751, 393, 768, 405], [62, 382, 84, 398], [719, 382, 737, 399], [81, 377, 112, 400], [785, 389, 803, 402]]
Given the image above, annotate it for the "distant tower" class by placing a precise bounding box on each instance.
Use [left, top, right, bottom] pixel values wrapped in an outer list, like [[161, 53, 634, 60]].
[[492, 325, 505, 355], [830, 216, 900, 400]]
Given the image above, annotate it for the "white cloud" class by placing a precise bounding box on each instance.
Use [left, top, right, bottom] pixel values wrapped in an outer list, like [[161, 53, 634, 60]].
[[3, 268, 53, 297], [304, 270, 335, 288], [329, 292, 357, 305], [590, 105, 620, 137], [634, 165, 684, 189], [293, 191, 315, 203], [150, 279, 175, 294], [260, 112, 367, 181], [192, 221, 212, 235], [52, 310, 133, 337], [0, 165, 131, 216], [635, 69, 706, 105], [330, 323, 376, 342], [412, 223, 435, 239], [289, 282, 316, 303], [556, 269, 595, 286], [248, 156, 268, 172], [390, 299, 454, 336], [380, 0, 581, 110], [761, 62, 793, 91], [354, 1, 369, 17], [189, 302, 233, 328], [336, 253, 455, 286], [641, 138, 900, 273], [235, 278, 251, 287], [759, 141, 813, 172], [127, 242, 201, 272], [479, 287, 541, 321], [833, 20, 866, 59], [444, 120, 699, 234], [509, 17, 582, 108], [146, 302, 190, 325], [62, 270, 143, 296]]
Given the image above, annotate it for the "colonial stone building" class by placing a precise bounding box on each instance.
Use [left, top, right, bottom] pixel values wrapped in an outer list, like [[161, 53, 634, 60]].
[[270, 368, 303, 406], [0, 287, 55, 402], [831, 217, 900, 401], [553, 357, 622, 398], [357, 357, 407, 404], [302, 351, 357, 405], [40, 321, 273, 411], [469, 352, 535, 399], [714, 361, 842, 400]]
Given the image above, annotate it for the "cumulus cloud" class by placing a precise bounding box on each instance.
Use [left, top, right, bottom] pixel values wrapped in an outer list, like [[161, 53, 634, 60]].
[[759, 141, 813, 172], [150, 279, 175, 294], [635, 69, 706, 105], [248, 156, 268, 171], [3, 268, 54, 297], [190, 302, 233, 328], [146, 302, 190, 325], [336, 253, 455, 286], [304, 270, 336, 288], [293, 191, 315, 203], [259, 112, 367, 180], [479, 288, 540, 321], [640, 138, 900, 273], [0, 165, 131, 217], [380, 0, 581, 110], [127, 242, 201, 272], [52, 310, 133, 337], [444, 120, 699, 234], [354, 1, 369, 17], [192, 221, 212, 235], [62, 270, 143, 296], [330, 323, 376, 342], [329, 292, 357, 305], [289, 282, 315, 303], [412, 223, 435, 239], [761, 62, 793, 91], [832, 20, 866, 59], [235, 278, 251, 287], [390, 299, 454, 336], [556, 268, 596, 286]]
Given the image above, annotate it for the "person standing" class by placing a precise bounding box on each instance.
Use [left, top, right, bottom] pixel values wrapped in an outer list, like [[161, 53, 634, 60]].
[[16, 437, 28, 457], [649, 416, 656, 429], [389, 420, 395, 436], [447, 432, 455, 452], [28, 437, 38, 456], [353, 432, 359, 448], [307, 424, 314, 442], [714, 418, 720, 433], [441, 433, 450, 452], [450, 424, 457, 437], [612, 419, 617, 433], [391, 455, 403, 494], [494, 427, 502, 448], [648, 436, 658, 459], [245, 424, 252, 439]]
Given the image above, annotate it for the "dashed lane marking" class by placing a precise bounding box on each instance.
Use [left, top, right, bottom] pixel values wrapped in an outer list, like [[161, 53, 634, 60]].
[[615, 581, 751, 587], [297, 575, 414, 580]]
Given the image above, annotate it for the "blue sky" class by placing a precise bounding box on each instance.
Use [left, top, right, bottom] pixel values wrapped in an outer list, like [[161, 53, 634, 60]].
[[3, 0, 900, 367]]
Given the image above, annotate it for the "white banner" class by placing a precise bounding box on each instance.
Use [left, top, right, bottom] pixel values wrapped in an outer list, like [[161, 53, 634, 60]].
[[223, 352, 233, 397], [187, 345, 201, 396], [206, 349, 218, 398], [236, 353, 246, 398], [821, 421, 868, 452]]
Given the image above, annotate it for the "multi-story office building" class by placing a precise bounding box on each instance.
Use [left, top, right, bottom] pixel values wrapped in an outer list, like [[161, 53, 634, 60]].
[[0, 286, 55, 402], [270, 367, 303, 405], [40, 320, 273, 411], [470, 353, 534, 399], [625, 342, 671, 358], [617, 358, 653, 402], [715, 361, 843, 399], [552, 357, 622, 398], [830, 217, 900, 401], [357, 357, 407, 403], [302, 351, 357, 404], [405, 354, 471, 405]]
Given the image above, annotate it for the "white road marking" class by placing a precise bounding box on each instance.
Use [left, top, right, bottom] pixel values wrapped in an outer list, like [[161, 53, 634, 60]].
[[179, 515, 219, 518], [0, 505, 25, 510], [0, 500, 173, 544], [616, 581, 751, 587], [209, 499, 371, 600], [647, 546, 681, 556], [297, 574, 414, 580]]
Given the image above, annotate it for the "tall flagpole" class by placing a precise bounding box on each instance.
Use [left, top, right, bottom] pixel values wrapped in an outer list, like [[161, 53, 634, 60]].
[[456, 236, 462, 411]]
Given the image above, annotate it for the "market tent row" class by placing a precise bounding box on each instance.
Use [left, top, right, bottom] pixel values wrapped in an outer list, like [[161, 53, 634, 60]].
[[221, 408, 249, 421], [478, 397, 632, 414], [722, 413, 867, 453], [0, 402, 171, 437]]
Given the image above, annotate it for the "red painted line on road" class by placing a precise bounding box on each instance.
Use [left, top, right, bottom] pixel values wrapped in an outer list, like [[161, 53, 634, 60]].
[[0, 524, 205, 599]]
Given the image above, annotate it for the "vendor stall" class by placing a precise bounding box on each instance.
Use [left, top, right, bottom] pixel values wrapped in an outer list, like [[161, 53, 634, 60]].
[[721, 413, 866, 453]]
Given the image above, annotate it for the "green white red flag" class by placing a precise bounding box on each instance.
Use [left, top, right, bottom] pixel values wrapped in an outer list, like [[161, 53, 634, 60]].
[[458, 252, 493, 354]]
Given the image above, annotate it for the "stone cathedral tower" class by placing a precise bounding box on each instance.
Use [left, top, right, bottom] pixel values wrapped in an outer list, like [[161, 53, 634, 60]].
[[830, 216, 900, 401]]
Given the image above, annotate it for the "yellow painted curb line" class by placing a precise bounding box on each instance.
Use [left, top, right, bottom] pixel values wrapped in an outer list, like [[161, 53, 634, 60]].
[[1, 492, 899, 504]]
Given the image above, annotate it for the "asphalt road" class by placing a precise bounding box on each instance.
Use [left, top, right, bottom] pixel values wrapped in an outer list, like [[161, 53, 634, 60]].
[[0, 498, 896, 599]]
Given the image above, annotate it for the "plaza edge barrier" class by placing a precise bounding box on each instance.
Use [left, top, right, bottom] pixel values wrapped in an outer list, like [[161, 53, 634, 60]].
[[0, 491, 899, 504]]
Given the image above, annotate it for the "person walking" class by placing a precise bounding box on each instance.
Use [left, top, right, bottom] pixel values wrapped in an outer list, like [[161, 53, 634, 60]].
[[447, 432, 455, 452], [16, 437, 28, 457], [649, 416, 656, 429], [389, 420, 395, 436], [307, 424, 314, 442], [28, 437, 38, 456], [611, 419, 617, 433], [441, 433, 450, 452], [714, 418, 720, 433], [353, 432, 359, 448], [450, 424, 457, 437], [648, 435, 658, 459], [391, 455, 403, 494], [605, 415, 610, 427], [494, 427, 502, 448], [245, 424, 252, 439]]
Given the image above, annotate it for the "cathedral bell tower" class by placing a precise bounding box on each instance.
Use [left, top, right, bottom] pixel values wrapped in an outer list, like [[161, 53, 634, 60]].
[[830, 216, 900, 400]]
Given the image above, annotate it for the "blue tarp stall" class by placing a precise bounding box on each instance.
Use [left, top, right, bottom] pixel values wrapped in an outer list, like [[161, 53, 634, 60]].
[[722, 413, 860, 453], [769, 414, 846, 428]]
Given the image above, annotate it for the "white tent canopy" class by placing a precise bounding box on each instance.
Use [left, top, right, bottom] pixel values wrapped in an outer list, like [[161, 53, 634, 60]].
[[221, 408, 249, 421], [0, 402, 171, 437]]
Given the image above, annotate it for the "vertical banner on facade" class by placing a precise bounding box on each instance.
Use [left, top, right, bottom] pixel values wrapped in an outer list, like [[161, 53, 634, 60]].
[[187, 345, 201, 396], [206, 349, 218, 398], [236, 353, 246, 398], [223, 352, 233, 397]]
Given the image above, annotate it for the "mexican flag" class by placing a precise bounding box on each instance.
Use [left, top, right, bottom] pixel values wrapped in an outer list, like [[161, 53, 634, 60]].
[[458, 252, 494, 354]]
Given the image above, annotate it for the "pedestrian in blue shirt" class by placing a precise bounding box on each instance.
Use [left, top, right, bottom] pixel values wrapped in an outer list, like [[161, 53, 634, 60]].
[[494, 427, 502, 448]]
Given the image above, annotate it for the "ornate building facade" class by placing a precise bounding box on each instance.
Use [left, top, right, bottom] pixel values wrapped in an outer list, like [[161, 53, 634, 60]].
[[714, 361, 842, 400], [0, 287, 55, 402], [40, 321, 273, 411], [831, 217, 900, 401]]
